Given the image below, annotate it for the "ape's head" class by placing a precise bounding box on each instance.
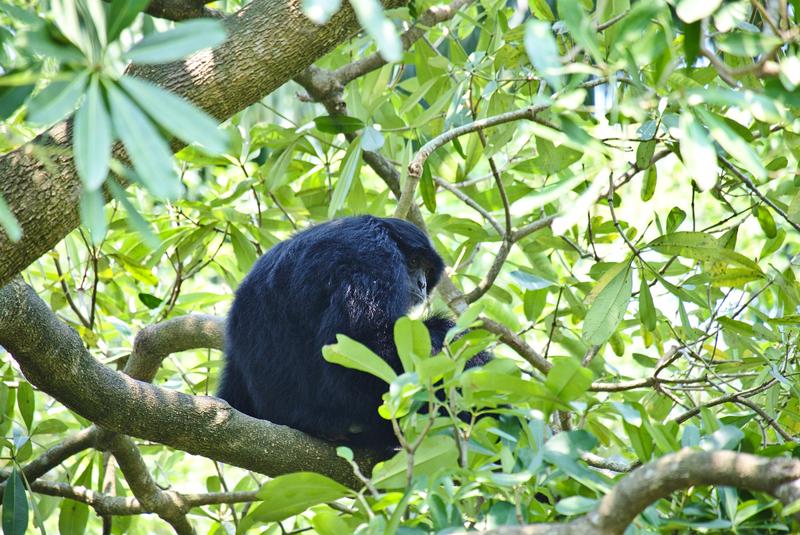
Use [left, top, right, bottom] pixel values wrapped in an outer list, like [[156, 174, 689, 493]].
[[379, 218, 445, 307]]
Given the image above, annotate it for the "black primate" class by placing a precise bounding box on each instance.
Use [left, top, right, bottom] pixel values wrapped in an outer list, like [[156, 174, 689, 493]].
[[218, 216, 489, 449]]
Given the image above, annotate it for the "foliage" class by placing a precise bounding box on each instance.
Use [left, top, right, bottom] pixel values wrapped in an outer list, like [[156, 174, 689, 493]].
[[1, 0, 800, 533]]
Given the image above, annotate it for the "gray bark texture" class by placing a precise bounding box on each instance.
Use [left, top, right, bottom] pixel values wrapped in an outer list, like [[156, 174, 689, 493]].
[[0, 0, 405, 286], [0, 278, 378, 487]]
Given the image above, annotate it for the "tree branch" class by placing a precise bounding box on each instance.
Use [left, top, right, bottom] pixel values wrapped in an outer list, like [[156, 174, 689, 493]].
[[0, 278, 379, 489], [485, 449, 800, 535]]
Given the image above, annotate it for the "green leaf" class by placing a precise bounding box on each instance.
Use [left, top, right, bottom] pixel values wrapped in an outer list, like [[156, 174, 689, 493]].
[[106, 82, 181, 199], [119, 75, 228, 155], [648, 232, 761, 272], [58, 499, 89, 535], [247, 473, 350, 524], [640, 165, 657, 201], [27, 71, 89, 124], [32, 419, 68, 435], [638, 273, 656, 331], [694, 108, 765, 180], [107, 179, 159, 248], [323, 335, 398, 384], [360, 125, 384, 151], [679, 112, 717, 190], [394, 317, 431, 372], [555, 496, 597, 515], [715, 31, 782, 57], [262, 143, 297, 192], [125, 19, 226, 64], [74, 77, 111, 191], [348, 0, 402, 62], [0, 194, 22, 242], [2, 467, 28, 535], [557, 0, 602, 61], [311, 511, 350, 535], [524, 20, 563, 90], [107, 0, 150, 42], [138, 293, 163, 309], [229, 226, 257, 272], [372, 435, 457, 489], [544, 357, 593, 402], [528, 0, 555, 20], [419, 161, 436, 213], [0, 76, 35, 120], [754, 206, 777, 238], [583, 262, 633, 345], [16, 382, 34, 431], [314, 115, 364, 134], [683, 20, 700, 66], [328, 137, 362, 218], [79, 188, 107, 245], [676, 0, 721, 22], [666, 207, 686, 233], [635, 139, 655, 169]]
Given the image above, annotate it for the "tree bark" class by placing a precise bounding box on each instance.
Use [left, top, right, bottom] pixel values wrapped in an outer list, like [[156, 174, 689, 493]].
[[0, 278, 379, 487], [0, 0, 405, 286]]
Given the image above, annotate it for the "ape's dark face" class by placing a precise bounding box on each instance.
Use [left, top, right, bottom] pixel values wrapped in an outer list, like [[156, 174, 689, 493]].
[[405, 255, 429, 307]]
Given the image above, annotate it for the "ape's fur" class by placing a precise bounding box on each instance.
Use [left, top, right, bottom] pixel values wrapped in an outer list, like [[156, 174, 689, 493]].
[[218, 216, 489, 449]]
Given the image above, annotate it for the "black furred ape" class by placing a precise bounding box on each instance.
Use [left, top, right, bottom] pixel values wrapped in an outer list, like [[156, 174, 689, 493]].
[[218, 215, 489, 449]]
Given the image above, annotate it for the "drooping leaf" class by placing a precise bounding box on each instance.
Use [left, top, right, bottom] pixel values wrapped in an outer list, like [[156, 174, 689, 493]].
[[107, 0, 151, 42], [679, 112, 717, 190], [328, 137, 362, 218], [78, 187, 107, 245], [2, 467, 28, 535], [348, 0, 402, 62], [544, 357, 593, 402], [119, 75, 228, 155], [583, 262, 633, 345], [74, 76, 111, 191], [524, 20, 563, 90], [638, 272, 657, 331], [245, 473, 350, 525], [27, 70, 89, 124], [125, 19, 226, 64], [106, 82, 181, 199]]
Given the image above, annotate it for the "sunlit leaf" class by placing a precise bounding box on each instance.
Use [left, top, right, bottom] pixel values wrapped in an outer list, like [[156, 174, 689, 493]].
[[125, 19, 226, 64], [74, 77, 111, 191], [524, 20, 563, 90], [583, 262, 633, 345], [106, 82, 181, 199], [348, 0, 402, 62], [679, 112, 717, 191], [323, 335, 398, 384]]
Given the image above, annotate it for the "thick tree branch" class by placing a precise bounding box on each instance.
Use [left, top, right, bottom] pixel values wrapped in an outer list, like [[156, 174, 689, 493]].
[[0, 278, 379, 489], [485, 449, 800, 535], [0, 0, 406, 287]]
